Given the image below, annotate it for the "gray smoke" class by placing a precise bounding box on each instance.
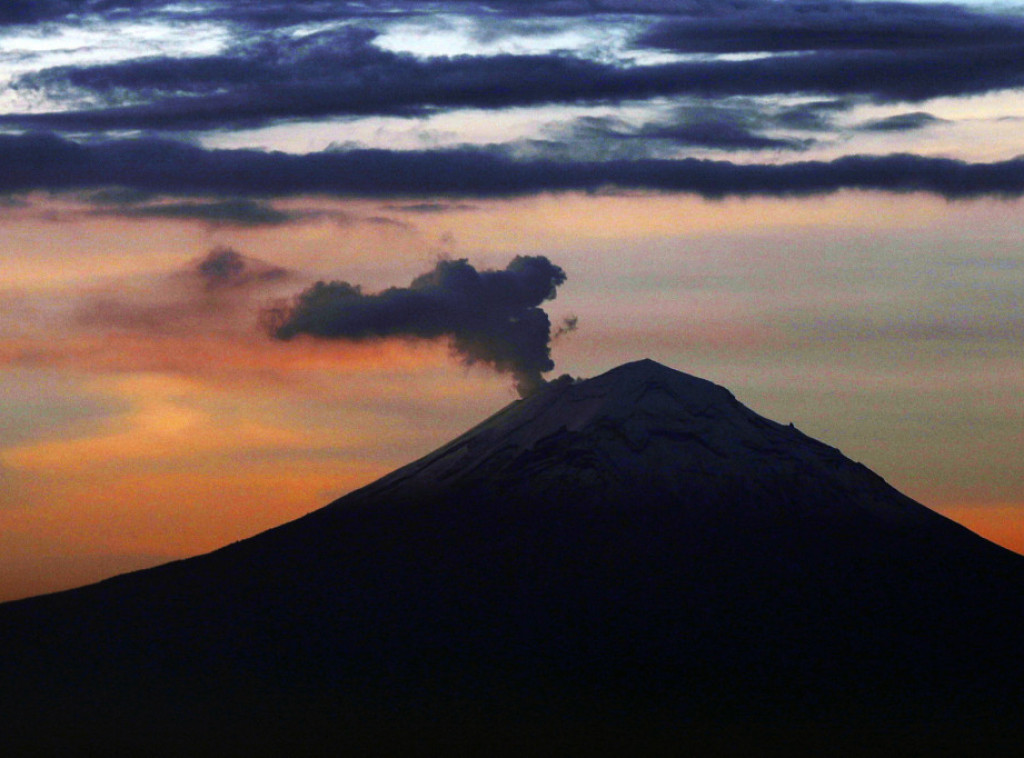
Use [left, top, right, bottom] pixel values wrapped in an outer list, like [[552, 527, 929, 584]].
[[196, 246, 289, 290], [266, 256, 570, 397]]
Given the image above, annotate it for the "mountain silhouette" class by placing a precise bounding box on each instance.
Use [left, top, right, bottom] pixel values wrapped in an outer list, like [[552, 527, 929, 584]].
[[2, 359, 1023, 756]]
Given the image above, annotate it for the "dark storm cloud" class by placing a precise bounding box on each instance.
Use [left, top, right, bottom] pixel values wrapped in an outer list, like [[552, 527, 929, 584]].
[[191, 1, 401, 26], [91, 0, 638, 28], [0, 0, 381, 27], [16, 36, 671, 130], [8, 132, 1024, 200], [3, 45, 991, 131], [0, 1, 90, 25], [636, 0, 1024, 53], [424, 0, 689, 16], [0, 0, 223, 26], [856, 112, 945, 132], [0, 1, 808, 27], [196, 0, 1024, 28], [267, 256, 569, 397], [9, 0, 1024, 39], [11, 3, 1024, 135]]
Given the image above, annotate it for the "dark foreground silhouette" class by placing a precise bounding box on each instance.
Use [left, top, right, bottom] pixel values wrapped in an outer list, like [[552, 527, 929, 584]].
[[2, 360, 1022, 756]]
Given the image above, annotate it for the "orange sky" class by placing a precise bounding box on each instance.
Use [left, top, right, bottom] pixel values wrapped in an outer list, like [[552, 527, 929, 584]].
[[1, 190, 1021, 601]]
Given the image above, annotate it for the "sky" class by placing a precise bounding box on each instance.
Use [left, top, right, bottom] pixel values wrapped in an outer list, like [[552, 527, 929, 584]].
[[1, 0, 1022, 602]]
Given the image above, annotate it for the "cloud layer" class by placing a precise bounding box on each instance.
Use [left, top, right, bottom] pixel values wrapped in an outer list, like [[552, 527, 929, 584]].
[[5, 133, 1024, 200], [1, 0, 1022, 202], [4, 0, 1024, 137], [9, 22, 1024, 135]]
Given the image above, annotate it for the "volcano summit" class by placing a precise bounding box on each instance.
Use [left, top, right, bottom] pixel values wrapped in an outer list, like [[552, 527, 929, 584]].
[[2, 360, 1022, 755]]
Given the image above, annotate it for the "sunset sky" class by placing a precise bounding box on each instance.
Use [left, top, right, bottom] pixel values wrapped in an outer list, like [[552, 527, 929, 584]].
[[1, 0, 1022, 602]]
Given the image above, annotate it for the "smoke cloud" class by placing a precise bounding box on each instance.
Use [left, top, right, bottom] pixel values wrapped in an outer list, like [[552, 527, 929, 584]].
[[266, 256, 570, 397], [193, 247, 289, 290], [74, 247, 292, 334]]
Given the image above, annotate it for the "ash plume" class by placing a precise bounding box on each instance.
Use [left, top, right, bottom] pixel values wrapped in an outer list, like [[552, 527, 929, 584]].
[[73, 247, 292, 334], [265, 256, 570, 397]]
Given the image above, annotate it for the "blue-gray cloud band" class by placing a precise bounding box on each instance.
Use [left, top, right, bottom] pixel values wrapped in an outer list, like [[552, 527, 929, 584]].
[[637, 0, 1024, 53], [7, 1, 1024, 134], [11, 37, 1024, 134], [5, 133, 1024, 200]]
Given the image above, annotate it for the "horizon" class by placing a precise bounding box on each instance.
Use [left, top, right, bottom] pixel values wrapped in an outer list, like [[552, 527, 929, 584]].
[[2, 0, 1023, 602]]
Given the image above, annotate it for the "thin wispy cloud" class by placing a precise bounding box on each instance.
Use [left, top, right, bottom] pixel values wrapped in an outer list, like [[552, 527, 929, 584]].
[[855, 112, 946, 133], [89, 198, 305, 227]]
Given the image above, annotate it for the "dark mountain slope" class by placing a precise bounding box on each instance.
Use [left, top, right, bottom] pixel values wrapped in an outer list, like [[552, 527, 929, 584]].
[[2, 360, 1023, 756]]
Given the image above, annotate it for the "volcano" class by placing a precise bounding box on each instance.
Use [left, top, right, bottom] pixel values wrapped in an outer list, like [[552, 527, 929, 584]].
[[2, 360, 1023, 755]]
